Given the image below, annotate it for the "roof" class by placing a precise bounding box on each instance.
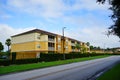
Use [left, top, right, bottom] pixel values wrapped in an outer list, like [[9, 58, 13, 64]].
[[11, 29, 84, 43], [68, 37, 82, 43], [11, 29, 57, 37]]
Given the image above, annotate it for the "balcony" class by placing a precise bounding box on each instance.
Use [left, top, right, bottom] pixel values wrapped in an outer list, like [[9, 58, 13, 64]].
[[48, 38, 54, 42], [71, 43, 75, 46], [48, 47, 55, 51], [48, 35, 55, 42]]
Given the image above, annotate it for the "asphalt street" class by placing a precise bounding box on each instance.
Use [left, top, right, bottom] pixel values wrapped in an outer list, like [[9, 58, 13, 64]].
[[0, 56, 120, 80]]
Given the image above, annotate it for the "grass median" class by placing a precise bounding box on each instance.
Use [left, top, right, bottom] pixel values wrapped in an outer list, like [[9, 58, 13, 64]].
[[97, 63, 120, 80], [0, 55, 110, 75]]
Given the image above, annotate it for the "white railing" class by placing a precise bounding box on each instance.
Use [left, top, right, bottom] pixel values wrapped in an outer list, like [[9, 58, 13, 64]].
[[48, 38, 55, 42], [48, 47, 55, 51], [71, 43, 75, 46]]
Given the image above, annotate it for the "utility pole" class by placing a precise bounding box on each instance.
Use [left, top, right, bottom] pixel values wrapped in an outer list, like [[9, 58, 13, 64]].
[[63, 27, 66, 60]]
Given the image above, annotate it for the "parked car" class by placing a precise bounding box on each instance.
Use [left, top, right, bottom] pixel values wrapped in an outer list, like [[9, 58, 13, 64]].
[[1, 56, 9, 59]]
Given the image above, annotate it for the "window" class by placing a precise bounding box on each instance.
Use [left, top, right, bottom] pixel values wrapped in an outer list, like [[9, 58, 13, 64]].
[[37, 44, 40, 48], [37, 36, 40, 39]]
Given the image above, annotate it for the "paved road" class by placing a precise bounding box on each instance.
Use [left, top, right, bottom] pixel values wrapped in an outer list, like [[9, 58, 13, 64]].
[[0, 56, 120, 80]]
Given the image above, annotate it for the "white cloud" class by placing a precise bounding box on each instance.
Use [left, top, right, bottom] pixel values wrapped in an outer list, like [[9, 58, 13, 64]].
[[51, 24, 119, 49], [5, 0, 109, 18], [0, 0, 119, 50], [64, 27, 120, 48], [7, 0, 65, 18], [0, 23, 35, 51], [0, 23, 119, 51]]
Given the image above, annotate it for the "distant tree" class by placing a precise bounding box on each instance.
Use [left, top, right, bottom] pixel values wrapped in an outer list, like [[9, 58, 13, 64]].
[[86, 42, 90, 46], [106, 48, 111, 51], [97, 0, 120, 38], [97, 46, 101, 50], [90, 45, 94, 50], [112, 48, 116, 53], [94, 47, 97, 50], [0, 42, 4, 52], [5, 39, 11, 52]]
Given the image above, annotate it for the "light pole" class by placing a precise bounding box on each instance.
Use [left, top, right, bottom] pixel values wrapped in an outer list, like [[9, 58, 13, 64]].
[[63, 27, 66, 60]]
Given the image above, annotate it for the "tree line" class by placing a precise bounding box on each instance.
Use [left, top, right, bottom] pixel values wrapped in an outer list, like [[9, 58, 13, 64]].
[[0, 38, 11, 52]]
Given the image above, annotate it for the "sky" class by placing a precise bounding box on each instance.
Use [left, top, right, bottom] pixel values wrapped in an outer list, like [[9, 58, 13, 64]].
[[0, 0, 120, 51]]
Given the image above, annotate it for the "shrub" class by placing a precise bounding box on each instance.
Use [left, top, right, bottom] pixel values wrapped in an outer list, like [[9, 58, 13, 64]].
[[39, 53, 64, 62], [0, 52, 112, 66], [15, 58, 39, 64], [0, 59, 11, 66]]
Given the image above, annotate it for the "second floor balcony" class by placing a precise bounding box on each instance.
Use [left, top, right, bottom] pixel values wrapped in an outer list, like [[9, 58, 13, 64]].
[[71, 43, 75, 46], [48, 47, 55, 51], [48, 35, 55, 42], [48, 38, 55, 42]]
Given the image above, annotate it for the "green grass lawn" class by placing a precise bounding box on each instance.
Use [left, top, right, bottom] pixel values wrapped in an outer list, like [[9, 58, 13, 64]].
[[97, 63, 120, 80], [0, 55, 109, 75]]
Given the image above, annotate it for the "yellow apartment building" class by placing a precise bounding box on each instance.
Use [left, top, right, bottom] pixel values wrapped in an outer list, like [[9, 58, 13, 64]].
[[11, 29, 89, 59]]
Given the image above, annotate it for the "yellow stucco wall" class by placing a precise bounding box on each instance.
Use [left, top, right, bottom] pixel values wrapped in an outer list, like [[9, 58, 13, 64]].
[[35, 41, 48, 51], [11, 42, 36, 52], [15, 52, 37, 59], [11, 41, 49, 52], [68, 40, 72, 53]]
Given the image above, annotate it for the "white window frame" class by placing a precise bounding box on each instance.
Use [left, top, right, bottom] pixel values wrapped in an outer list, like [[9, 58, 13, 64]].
[[37, 44, 40, 48]]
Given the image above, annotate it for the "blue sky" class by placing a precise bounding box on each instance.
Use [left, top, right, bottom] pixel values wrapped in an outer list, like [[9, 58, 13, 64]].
[[0, 0, 119, 51]]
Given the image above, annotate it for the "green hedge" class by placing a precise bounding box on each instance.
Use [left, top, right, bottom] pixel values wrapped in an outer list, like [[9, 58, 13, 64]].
[[0, 52, 113, 66], [0, 59, 11, 66], [14, 58, 39, 64], [39, 53, 108, 61], [0, 58, 39, 66]]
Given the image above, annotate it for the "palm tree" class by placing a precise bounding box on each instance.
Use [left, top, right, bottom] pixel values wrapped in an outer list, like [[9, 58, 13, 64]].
[[5, 38, 11, 52], [0, 42, 4, 52]]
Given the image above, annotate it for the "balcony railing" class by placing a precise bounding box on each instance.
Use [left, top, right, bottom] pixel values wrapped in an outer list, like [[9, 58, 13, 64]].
[[48, 47, 55, 51], [48, 38, 55, 42], [71, 43, 75, 46]]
